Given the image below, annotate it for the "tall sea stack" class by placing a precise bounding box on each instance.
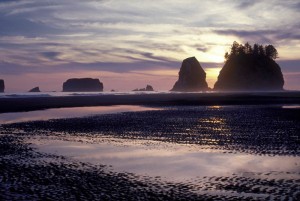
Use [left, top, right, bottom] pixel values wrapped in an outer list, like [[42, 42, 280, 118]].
[[63, 78, 103, 92], [0, 79, 4, 93], [214, 42, 284, 91], [171, 57, 208, 91]]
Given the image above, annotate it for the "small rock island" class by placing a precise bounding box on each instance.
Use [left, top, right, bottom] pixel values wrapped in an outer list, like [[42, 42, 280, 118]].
[[0, 79, 4, 92], [29, 87, 41, 92], [171, 57, 208, 91], [63, 78, 103, 92], [214, 42, 284, 91], [133, 85, 154, 91]]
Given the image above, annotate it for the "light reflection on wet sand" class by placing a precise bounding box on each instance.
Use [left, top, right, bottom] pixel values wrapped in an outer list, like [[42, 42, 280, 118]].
[[282, 105, 300, 109], [30, 137, 300, 183], [0, 105, 161, 124]]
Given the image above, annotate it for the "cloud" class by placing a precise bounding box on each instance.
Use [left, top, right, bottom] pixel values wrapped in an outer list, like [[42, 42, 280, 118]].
[[213, 29, 276, 44], [277, 60, 300, 72], [214, 29, 300, 43], [236, 0, 260, 9], [40, 51, 61, 60], [0, 13, 60, 37], [0, 0, 299, 91], [0, 0, 21, 3], [0, 61, 37, 75], [197, 47, 209, 52], [0, 59, 179, 74], [275, 32, 300, 41]]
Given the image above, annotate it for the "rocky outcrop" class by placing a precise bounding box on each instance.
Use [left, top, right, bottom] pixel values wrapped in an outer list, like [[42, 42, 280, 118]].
[[214, 42, 284, 91], [29, 87, 41, 92], [214, 56, 284, 91], [0, 80, 4, 92], [145, 85, 154, 91], [133, 85, 154, 92], [63, 78, 103, 92], [171, 57, 208, 91]]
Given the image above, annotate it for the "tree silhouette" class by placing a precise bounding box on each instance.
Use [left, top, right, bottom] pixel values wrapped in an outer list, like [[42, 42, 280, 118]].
[[224, 42, 279, 61], [224, 52, 229, 60], [244, 42, 252, 54], [253, 44, 259, 56], [258, 45, 265, 56], [230, 41, 240, 56], [265, 45, 278, 59], [238, 44, 246, 55]]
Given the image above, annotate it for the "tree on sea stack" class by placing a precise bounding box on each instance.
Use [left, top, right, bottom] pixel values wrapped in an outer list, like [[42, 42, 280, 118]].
[[214, 42, 284, 91]]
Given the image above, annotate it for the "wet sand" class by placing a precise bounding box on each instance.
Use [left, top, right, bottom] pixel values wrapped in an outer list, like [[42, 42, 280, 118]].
[[0, 105, 160, 124], [1, 105, 299, 200], [0, 91, 300, 113]]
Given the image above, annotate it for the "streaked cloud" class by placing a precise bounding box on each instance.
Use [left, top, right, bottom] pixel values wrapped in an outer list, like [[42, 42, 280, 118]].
[[0, 0, 299, 91]]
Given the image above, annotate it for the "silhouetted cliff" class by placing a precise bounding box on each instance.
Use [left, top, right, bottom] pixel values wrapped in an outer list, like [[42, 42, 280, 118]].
[[63, 78, 103, 92], [171, 57, 208, 91], [214, 42, 284, 91], [0, 80, 4, 93]]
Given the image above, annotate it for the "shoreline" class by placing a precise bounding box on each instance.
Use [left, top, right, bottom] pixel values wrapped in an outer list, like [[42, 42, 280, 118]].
[[1, 98, 299, 200], [1, 91, 300, 113]]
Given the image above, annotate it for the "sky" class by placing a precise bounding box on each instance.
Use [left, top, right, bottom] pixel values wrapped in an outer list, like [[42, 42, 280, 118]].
[[0, 0, 299, 92]]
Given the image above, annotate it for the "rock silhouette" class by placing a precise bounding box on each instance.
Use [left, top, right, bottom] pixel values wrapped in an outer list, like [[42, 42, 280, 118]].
[[214, 42, 284, 91], [171, 57, 208, 91], [29, 87, 40, 92], [0, 80, 4, 92], [63, 78, 103, 92], [133, 85, 154, 91]]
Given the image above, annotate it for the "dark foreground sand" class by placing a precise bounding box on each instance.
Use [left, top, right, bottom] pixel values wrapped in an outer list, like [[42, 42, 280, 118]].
[[1, 91, 300, 113], [1, 106, 299, 200]]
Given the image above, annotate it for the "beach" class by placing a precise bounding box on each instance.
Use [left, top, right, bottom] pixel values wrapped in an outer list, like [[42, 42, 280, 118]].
[[0, 91, 300, 113], [0, 103, 299, 200]]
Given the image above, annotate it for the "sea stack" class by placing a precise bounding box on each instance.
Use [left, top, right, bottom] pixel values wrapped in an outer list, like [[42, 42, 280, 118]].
[[132, 85, 154, 91], [63, 78, 103, 92], [29, 87, 41, 92], [214, 42, 284, 91], [171, 57, 208, 91], [145, 85, 154, 91], [0, 80, 4, 92]]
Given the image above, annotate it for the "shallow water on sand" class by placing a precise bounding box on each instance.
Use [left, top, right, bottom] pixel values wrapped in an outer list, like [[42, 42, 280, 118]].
[[30, 136, 300, 183], [2, 104, 300, 200], [0, 105, 160, 124]]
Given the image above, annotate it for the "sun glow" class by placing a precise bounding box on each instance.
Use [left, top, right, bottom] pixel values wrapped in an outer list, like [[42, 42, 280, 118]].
[[131, 70, 178, 77], [205, 67, 222, 88]]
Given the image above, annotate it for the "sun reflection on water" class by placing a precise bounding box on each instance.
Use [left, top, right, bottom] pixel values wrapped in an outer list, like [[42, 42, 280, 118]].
[[196, 115, 232, 145], [208, 106, 222, 109]]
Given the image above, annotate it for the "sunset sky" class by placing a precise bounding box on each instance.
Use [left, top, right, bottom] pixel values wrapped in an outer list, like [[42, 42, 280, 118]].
[[0, 0, 299, 92]]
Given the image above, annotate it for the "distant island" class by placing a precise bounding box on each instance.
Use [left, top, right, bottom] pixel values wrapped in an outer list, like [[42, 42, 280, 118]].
[[29, 87, 41, 92], [214, 42, 284, 91], [133, 85, 154, 92], [63, 78, 103, 92], [171, 57, 208, 92]]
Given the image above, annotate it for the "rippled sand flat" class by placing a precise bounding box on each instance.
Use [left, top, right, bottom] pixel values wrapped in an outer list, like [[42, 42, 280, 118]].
[[1, 105, 299, 200]]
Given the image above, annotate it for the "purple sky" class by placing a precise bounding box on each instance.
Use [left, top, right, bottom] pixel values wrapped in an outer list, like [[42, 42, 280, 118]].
[[0, 0, 299, 92]]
